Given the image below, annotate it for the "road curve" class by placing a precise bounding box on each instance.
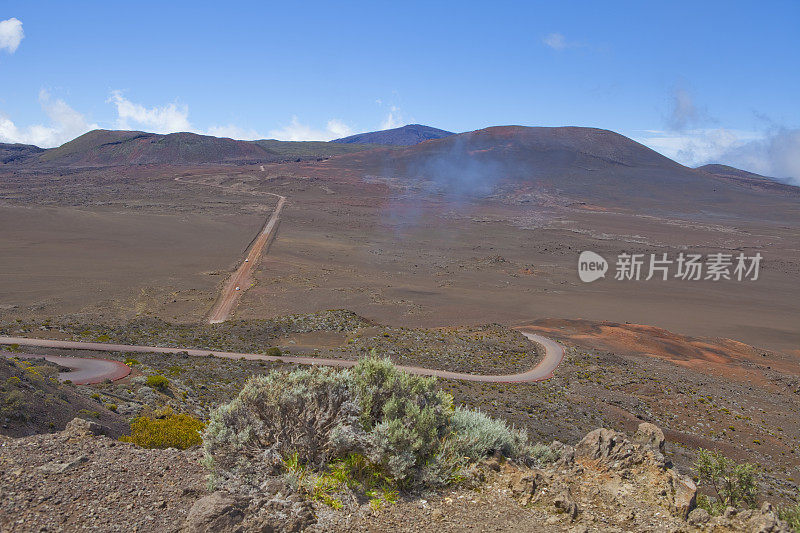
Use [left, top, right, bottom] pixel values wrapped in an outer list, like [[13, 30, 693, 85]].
[[1, 352, 131, 385], [0, 329, 563, 384]]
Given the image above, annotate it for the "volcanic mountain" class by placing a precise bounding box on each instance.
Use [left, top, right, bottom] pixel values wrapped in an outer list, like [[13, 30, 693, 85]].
[[695, 163, 798, 194], [0, 142, 45, 164], [313, 125, 800, 216], [332, 124, 454, 146], [10, 129, 378, 168]]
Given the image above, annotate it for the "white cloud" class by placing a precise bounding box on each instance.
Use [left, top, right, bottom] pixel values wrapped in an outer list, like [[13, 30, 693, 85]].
[[543, 32, 584, 51], [267, 116, 353, 141], [1, 89, 355, 146], [108, 90, 191, 133], [635, 127, 800, 185], [665, 86, 713, 131], [634, 128, 754, 166], [0, 90, 98, 147], [0, 18, 23, 54], [380, 106, 402, 130], [717, 129, 800, 185], [205, 124, 264, 140], [543, 32, 567, 50]]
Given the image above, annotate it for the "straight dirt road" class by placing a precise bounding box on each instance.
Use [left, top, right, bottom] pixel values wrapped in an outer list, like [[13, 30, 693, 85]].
[[0, 329, 563, 383], [207, 194, 286, 323]]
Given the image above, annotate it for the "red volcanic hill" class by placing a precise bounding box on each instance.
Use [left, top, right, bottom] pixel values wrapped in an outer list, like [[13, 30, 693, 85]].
[[314, 125, 800, 214]]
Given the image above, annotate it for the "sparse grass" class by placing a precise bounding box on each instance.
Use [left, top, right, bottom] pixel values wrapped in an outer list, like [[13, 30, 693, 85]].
[[778, 495, 800, 532]]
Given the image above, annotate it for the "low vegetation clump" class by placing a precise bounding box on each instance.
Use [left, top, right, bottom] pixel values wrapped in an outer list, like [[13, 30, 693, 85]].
[[145, 374, 170, 390], [202, 357, 533, 500], [1, 358, 61, 421], [778, 494, 800, 532], [121, 409, 205, 449], [694, 448, 758, 515]]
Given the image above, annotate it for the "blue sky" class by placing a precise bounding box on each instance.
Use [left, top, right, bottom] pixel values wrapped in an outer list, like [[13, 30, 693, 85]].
[[1, 1, 799, 180]]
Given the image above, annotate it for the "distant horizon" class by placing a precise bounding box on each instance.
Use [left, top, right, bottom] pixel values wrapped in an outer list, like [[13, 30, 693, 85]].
[[1, 2, 798, 182], [7, 122, 791, 182]]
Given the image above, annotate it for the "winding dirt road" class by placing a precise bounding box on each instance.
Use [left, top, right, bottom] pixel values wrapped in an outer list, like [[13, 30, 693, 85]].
[[0, 328, 562, 384], [2, 352, 131, 385], [2, 179, 565, 385]]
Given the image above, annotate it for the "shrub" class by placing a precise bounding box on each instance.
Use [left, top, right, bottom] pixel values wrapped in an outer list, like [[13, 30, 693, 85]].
[[1, 388, 27, 419], [121, 411, 204, 449], [694, 449, 758, 513], [203, 357, 531, 494], [351, 357, 454, 482], [448, 406, 528, 459], [266, 347, 282, 357], [778, 494, 800, 532], [528, 442, 561, 467], [203, 366, 364, 487], [145, 375, 170, 390], [124, 358, 140, 366]]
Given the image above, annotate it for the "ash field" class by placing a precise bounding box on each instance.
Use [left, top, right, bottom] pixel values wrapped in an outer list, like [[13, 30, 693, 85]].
[[1, 124, 799, 531]]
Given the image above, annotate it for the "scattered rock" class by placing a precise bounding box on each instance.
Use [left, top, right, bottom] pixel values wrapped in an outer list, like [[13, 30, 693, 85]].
[[181, 491, 247, 532], [668, 470, 697, 519], [37, 454, 88, 474], [553, 489, 579, 521], [688, 507, 710, 525], [634, 422, 665, 454], [574, 428, 635, 466], [63, 417, 108, 438], [740, 502, 791, 533]]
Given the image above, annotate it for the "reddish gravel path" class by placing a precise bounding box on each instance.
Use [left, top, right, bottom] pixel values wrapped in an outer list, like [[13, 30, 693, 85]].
[[0, 329, 562, 383], [1, 352, 131, 385], [207, 194, 286, 323]]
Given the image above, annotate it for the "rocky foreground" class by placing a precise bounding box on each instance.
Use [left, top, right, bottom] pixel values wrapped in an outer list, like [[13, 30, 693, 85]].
[[0, 420, 790, 532]]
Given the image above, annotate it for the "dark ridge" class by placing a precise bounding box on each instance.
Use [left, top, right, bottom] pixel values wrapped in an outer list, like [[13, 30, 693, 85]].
[[332, 124, 454, 146], [6, 130, 380, 169], [0, 142, 45, 164], [697, 163, 799, 195]]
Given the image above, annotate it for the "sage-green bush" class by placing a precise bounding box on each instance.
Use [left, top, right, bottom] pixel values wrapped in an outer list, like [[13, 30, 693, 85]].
[[694, 449, 758, 514], [202, 366, 364, 487], [203, 357, 533, 492], [351, 357, 454, 481], [448, 406, 528, 459]]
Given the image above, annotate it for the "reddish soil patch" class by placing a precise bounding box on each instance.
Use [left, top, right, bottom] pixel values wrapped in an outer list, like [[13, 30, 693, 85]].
[[524, 318, 800, 386]]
